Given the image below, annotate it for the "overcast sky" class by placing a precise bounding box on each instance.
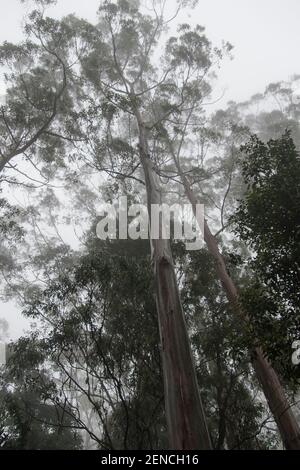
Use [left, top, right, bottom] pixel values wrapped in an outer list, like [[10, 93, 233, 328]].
[[1, 0, 300, 101], [1, 0, 300, 340]]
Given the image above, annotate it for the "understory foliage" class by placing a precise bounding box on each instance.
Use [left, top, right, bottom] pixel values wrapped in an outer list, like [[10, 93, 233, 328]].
[[1, 237, 278, 449]]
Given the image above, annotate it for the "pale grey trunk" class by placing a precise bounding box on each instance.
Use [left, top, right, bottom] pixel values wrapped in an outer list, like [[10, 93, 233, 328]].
[[179, 170, 300, 449], [134, 109, 212, 449]]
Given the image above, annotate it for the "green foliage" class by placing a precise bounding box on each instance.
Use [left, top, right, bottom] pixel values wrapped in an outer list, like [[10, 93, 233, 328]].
[[173, 243, 279, 449], [17, 237, 166, 449], [233, 131, 300, 382], [0, 352, 82, 449], [0, 197, 24, 242], [0, 232, 278, 449]]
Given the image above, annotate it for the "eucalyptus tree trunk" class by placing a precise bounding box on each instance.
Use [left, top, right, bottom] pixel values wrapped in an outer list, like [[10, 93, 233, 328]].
[[133, 107, 212, 450], [177, 168, 300, 450]]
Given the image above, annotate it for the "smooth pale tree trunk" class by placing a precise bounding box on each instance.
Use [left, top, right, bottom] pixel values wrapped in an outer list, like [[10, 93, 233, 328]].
[[134, 108, 212, 450], [178, 167, 300, 450]]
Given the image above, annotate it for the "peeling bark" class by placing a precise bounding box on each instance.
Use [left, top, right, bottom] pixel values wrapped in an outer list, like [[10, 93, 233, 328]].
[[134, 108, 212, 450]]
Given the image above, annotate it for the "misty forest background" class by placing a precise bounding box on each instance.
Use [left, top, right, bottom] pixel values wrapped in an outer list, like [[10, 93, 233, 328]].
[[0, 0, 300, 450]]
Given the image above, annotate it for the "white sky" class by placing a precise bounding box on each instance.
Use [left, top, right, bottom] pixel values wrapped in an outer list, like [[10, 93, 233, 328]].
[[1, 0, 300, 339], [1, 0, 300, 101]]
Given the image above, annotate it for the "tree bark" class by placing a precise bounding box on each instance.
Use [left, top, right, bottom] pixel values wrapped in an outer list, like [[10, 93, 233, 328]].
[[134, 108, 212, 450], [178, 168, 300, 450]]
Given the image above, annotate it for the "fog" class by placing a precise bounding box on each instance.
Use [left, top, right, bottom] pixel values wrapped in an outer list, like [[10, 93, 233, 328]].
[[1, 0, 300, 339]]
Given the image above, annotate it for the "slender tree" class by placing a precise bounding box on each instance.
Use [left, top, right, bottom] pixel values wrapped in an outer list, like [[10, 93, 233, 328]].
[[167, 138, 300, 450], [90, 1, 212, 449]]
